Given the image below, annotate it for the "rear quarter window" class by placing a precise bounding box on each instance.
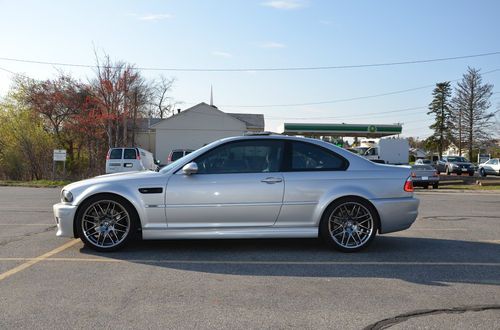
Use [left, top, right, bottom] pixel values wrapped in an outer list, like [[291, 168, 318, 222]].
[[289, 141, 348, 171]]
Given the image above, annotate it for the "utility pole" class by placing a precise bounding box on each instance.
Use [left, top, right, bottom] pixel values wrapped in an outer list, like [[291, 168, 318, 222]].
[[458, 107, 462, 156]]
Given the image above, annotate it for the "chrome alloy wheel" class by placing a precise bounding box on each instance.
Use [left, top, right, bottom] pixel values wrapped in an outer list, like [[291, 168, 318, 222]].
[[328, 202, 374, 249], [81, 200, 130, 248]]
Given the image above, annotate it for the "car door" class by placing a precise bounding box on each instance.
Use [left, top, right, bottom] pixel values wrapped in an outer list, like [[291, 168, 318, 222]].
[[165, 139, 285, 228]]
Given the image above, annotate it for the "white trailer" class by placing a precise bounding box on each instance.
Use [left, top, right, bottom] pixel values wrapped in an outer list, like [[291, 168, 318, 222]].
[[364, 139, 409, 165]]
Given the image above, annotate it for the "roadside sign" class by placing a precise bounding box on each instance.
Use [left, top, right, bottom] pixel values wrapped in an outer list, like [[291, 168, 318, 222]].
[[53, 149, 67, 161]]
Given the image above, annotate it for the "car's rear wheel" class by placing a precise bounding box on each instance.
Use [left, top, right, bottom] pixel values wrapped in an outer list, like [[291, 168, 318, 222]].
[[433, 183, 439, 189], [76, 194, 138, 252], [320, 198, 378, 252], [480, 168, 486, 177]]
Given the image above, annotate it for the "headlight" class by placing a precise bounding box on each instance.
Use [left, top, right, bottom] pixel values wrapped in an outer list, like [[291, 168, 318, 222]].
[[61, 190, 73, 203], [451, 164, 459, 168]]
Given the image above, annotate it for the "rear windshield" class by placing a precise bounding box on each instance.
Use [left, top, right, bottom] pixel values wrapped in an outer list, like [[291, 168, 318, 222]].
[[171, 151, 184, 161], [124, 148, 137, 159], [109, 149, 122, 160]]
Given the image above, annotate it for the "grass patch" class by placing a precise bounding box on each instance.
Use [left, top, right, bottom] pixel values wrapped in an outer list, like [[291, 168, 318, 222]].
[[0, 180, 71, 188]]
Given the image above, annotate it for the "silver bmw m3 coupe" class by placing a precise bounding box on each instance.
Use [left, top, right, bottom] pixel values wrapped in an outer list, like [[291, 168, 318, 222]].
[[53, 134, 419, 252]]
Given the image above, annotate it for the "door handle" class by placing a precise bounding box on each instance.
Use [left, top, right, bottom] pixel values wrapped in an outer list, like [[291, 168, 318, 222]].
[[261, 177, 283, 184]]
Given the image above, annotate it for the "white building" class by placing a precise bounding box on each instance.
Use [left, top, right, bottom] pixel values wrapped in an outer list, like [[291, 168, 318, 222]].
[[151, 102, 264, 163]]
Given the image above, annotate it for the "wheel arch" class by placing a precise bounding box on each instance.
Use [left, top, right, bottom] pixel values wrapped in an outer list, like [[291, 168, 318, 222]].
[[318, 195, 381, 233]]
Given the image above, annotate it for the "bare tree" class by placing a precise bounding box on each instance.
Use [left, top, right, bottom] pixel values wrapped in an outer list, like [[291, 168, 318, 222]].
[[451, 67, 494, 159], [152, 75, 177, 119]]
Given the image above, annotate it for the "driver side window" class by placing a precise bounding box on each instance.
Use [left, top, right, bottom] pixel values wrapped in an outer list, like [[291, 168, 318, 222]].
[[194, 140, 284, 174]]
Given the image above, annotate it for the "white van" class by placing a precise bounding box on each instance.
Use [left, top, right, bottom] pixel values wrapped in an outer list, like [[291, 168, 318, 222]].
[[105, 147, 157, 174]]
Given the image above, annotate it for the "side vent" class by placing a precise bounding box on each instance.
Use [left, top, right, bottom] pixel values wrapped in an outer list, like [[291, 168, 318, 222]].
[[139, 188, 163, 194]]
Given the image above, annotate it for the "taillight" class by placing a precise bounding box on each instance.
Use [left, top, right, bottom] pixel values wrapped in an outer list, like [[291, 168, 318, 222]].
[[136, 149, 140, 160], [106, 150, 110, 160], [404, 176, 414, 192], [136, 154, 140, 160]]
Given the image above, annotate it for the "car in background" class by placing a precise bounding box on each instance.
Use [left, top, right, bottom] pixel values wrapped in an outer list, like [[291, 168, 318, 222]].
[[478, 158, 500, 177], [105, 147, 157, 174], [415, 159, 432, 166], [411, 164, 439, 189], [166, 149, 194, 165], [54, 135, 419, 253], [436, 156, 474, 176]]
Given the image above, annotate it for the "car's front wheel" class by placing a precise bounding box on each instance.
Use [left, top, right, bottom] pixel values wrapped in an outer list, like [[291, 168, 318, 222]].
[[320, 198, 378, 252], [480, 168, 486, 177], [76, 194, 138, 252]]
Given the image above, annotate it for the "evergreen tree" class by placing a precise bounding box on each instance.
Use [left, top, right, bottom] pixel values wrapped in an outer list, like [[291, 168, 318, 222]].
[[427, 81, 452, 157]]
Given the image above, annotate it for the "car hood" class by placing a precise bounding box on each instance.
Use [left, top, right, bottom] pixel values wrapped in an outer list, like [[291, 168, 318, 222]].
[[63, 171, 164, 192]]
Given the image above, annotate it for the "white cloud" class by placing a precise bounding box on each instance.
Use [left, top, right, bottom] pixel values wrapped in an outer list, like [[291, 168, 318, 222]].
[[137, 14, 173, 21], [259, 42, 286, 49], [211, 51, 233, 58], [261, 0, 306, 10]]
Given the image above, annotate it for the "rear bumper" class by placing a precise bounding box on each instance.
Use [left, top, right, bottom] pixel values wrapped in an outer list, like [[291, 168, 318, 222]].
[[371, 197, 419, 234], [53, 203, 77, 237], [412, 178, 439, 186]]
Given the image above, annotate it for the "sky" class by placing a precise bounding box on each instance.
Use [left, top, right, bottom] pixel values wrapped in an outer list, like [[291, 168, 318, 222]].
[[0, 0, 499, 139]]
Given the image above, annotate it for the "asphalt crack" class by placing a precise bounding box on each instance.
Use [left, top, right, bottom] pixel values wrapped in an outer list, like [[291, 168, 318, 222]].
[[364, 305, 500, 329], [0, 225, 56, 247]]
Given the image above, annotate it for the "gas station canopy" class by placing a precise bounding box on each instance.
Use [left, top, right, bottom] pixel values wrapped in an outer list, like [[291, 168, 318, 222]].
[[281, 123, 402, 138]]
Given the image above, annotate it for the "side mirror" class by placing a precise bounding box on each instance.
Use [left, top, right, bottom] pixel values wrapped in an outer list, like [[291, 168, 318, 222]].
[[154, 159, 161, 165], [182, 162, 198, 175]]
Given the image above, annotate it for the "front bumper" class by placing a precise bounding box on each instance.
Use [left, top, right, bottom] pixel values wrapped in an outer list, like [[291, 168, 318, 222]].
[[53, 203, 78, 237], [371, 197, 419, 234], [450, 167, 474, 175]]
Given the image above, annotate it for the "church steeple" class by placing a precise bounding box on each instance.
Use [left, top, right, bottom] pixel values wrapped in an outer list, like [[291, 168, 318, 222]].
[[210, 85, 213, 106]]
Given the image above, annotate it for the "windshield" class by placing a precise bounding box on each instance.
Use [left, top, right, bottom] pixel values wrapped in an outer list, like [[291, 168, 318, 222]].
[[159, 141, 220, 174], [447, 156, 467, 162]]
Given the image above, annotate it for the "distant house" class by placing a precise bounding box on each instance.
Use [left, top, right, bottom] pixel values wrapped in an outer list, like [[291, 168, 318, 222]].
[[151, 102, 265, 162]]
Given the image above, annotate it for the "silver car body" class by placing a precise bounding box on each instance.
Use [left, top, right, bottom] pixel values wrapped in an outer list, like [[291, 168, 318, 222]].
[[479, 158, 500, 176], [54, 136, 419, 241]]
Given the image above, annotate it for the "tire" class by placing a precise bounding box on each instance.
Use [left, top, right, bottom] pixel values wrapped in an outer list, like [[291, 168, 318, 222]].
[[320, 197, 378, 252], [433, 183, 439, 189], [480, 168, 486, 177], [446, 167, 450, 175], [424, 185, 429, 189], [468, 172, 474, 177], [76, 194, 139, 252]]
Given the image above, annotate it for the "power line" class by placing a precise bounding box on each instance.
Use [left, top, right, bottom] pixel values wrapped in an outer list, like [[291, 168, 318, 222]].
[[1, 51, 500, 72]]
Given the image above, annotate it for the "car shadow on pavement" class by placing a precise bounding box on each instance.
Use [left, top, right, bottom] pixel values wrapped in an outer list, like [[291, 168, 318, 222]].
[[79, 236, 500, 286]]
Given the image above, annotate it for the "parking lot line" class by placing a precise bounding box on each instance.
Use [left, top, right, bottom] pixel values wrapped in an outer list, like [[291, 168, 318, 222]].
[[0, 257, 499, 266], [0, 239, 79, 282]]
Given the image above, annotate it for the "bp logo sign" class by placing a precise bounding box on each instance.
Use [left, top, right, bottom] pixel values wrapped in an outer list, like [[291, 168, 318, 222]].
[[368, 125, 377, 133]]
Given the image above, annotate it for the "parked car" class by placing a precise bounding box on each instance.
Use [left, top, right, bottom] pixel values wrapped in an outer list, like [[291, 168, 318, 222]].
[[415, 159, 432, 166], [478, 158, 500, 177], [54, 135, 419, 252], [166, 149, 194, 165], [411, 165, 439, 189], [435, 156, 474, 176], [105, 147, 158, 174]]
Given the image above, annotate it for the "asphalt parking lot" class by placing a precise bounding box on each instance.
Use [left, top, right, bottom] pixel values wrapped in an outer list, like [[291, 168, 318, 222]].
[[0, 187, 499, 329]]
